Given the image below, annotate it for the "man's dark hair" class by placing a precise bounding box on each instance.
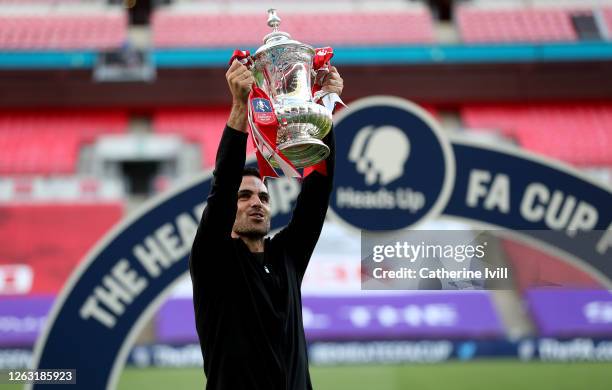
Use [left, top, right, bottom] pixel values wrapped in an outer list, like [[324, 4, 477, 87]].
[[242, 166, 268, 186], [242, 166, 261, 179]]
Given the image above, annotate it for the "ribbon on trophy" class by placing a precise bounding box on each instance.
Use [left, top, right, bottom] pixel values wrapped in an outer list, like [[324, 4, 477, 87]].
[[248, 83, 301, 179], [230, 50, 299, 179], [306, 46, 345, 177], [312, 47, 340, 107], [229, 48, 344, 179]]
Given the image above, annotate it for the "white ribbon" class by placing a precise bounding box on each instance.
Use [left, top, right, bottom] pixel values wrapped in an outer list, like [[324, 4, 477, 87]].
[[313, 91, 346, 113]]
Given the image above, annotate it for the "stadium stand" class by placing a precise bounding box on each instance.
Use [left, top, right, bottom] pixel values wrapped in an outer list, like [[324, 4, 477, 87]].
[[0, 202, 123, 294], [501, 238, 602, 291], [0, 3, 127, 50], [0, 176, 125, 201], [0, 111, 128, 175], [603, 7, 612, 35], [153, 108, 255, 167], [151, 3, 435, 47], [0, 0, 105, 3], [456, 4, 579, 43], [460, 104, 612, 166]]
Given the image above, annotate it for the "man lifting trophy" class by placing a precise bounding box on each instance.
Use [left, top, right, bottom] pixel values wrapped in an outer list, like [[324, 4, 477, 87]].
[[188, 8, 344, 389]]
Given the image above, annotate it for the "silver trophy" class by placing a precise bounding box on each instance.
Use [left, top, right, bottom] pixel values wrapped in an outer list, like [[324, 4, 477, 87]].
[[252, 9, 333, 168]]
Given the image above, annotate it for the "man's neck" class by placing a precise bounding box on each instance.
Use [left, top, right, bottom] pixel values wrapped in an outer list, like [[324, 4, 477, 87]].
[[233, 233, 264, 253]]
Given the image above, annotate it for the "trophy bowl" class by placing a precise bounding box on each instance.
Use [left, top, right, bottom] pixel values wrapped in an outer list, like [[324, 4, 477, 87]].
[[251, 9, 333, 169]]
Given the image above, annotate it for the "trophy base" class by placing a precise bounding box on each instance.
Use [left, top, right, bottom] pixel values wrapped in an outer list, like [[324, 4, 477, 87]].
[[269, 138, 330, 169]]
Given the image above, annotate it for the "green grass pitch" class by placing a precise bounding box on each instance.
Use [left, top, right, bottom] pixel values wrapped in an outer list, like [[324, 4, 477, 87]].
[[115, 361, 612, 390]]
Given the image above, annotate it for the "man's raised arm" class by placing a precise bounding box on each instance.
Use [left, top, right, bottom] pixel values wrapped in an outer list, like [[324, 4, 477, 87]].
[[276, 130, 335, 279], [190, 60, 254, 268]]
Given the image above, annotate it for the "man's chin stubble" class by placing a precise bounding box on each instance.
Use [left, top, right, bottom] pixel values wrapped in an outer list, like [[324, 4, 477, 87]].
[[235, 225, 269, 239]]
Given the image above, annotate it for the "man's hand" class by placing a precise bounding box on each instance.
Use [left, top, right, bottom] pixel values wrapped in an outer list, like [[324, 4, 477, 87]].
[[226, 60, 254, 132], [227, 59, 254, 105], [319, 66, 343, 96]]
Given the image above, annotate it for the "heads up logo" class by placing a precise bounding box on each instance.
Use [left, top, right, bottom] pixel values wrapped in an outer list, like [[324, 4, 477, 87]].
[[330, 96, 455, 231], [349, 125, 411, 186]]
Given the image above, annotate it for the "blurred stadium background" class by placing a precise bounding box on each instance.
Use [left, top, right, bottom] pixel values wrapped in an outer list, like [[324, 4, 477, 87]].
[[0, 0, 611, 388]]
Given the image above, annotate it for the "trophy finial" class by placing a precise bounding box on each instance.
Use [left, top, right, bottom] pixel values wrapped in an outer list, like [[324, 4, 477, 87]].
[[267, 9, 281, 32]]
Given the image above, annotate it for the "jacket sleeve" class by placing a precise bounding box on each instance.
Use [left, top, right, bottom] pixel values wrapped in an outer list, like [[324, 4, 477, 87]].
[[189, 125, 247, 277], [273, 128, 335, 281]]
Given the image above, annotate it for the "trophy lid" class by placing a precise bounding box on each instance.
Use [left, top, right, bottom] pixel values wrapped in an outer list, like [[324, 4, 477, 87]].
[[254, 9, 314, 57]]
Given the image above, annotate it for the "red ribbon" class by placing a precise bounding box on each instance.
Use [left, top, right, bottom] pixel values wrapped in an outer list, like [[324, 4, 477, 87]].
[[249, 86, 282, 179], [229, 49, 253, 69], [306, 47, 334, 176], [312, 47, 334, 97]]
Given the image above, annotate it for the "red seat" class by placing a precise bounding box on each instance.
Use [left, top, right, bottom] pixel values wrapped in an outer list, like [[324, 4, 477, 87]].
[[0, 111, 128, 175], [604, 8, 612, 37], [461, 104, 612, 166], [501, 239, 601, 293], [0, 0, 85, 3], [0, 10, 127, 50], [0, 203, 123, 294], [153, 108, 255, 168], [152, 9, 434, 48], [456, 6, 578, 43]]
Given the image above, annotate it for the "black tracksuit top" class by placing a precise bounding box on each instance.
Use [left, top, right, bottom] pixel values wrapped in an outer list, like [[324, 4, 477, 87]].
[[189, 125, 335, 389]]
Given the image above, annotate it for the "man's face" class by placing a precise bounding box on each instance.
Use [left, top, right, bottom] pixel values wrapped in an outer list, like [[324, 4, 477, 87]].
[[232, 175, 271, 238]]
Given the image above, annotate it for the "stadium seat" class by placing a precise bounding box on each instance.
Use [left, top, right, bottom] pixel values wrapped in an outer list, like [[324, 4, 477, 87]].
[[603, 7, 612, 35], [501, 239, 602, 292], [0, 0, 93, 3], [153, 108, 255, 168], [0, 5, 127, 50], [460, 104, 612, 166], [0, 202, 123, 294], [456, 5, 578, 43], [0, 111, 128, 175], [151, 8, 434, 48]]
